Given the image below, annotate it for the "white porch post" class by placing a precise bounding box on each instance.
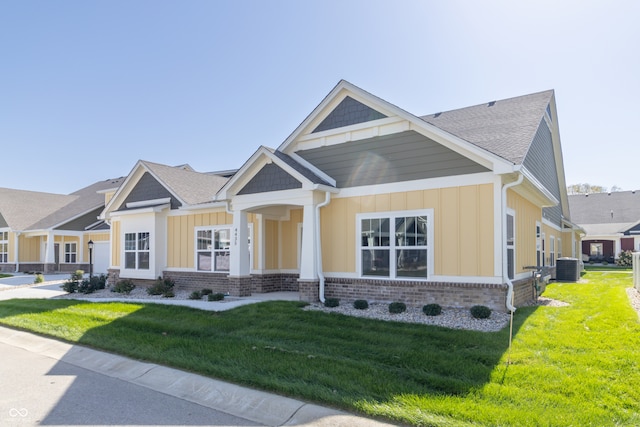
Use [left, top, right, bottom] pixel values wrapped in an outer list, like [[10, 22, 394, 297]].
[[299, 203, 317, 280], [14, 232, 20, 272], [229, 210, 250, 277], [44, 232, 55, 265]]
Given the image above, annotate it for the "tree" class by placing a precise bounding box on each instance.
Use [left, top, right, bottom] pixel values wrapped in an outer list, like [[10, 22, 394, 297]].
[[566, 184, 622, 195]]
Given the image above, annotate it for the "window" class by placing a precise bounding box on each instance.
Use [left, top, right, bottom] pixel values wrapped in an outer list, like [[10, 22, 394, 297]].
[[557, 238, 562, 259], [536, 223, 542, 266], [550, 236, 555, 266], [195, 226, 251, 272], [0, 231, 8, 263], [590, 243, 603, 257], [64, 243, 77, 263], [359, 211, 431, 279], [507, 212, 515, 280], [542, 233, 546, 266], [125, 232, 150, 270]]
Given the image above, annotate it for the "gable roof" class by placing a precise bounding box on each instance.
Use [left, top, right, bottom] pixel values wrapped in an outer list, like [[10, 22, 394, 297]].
[[140, 160, 229, 206], [421, 90, 554, 165], [0, 177, 125, 231], [569, 191, 640, 226]]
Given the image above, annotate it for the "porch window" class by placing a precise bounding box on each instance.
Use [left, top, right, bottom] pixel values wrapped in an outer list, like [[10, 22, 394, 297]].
[[0, 231, 8, 263], [590, 243, 603, 257], [195, 226, 251, 272], [550, 236, 555, 266], [359, 211, 431, 279], [125, 232, 150, 270], [64, 243, 77, 263]]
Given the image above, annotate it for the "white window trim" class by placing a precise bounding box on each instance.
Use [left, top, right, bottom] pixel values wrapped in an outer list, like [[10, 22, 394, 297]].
[[124, 231, 151, 270], [550, 236, 556, 266], [506, 208, 515, 280], [356, 209, 434, 280], [194, 224, 253, 273], [0, 230, 8, 263], [64, 242, 77, 264], [536, 221, 542, 267]]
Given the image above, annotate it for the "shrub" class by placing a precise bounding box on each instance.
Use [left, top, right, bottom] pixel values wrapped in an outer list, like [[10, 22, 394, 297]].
[[388, 302, 407, 314], [72, 270, 84, 281], [33, 274, 45, 284], [617, 250, 633, 267], [422, 303, 442, 316], [112, 279, 136, 294], [189, 291, 202, 300], [324, 297, 340, 308], [147, 276, 175, 297], [78, 275, 107, 294], [61, 280, 78, 293], [470, 305, 492, 319], [353, 299, 369, 310], [208, 292, 225, 301], [201, 288, 213, 296]]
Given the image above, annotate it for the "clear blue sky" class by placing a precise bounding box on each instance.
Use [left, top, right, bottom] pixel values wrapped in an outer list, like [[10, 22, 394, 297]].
[[1, 0, 638, 194]]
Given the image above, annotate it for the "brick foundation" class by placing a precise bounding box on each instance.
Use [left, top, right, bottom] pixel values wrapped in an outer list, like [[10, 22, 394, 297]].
[[299, 279, 319, 302], [0, 264, 16, 273]]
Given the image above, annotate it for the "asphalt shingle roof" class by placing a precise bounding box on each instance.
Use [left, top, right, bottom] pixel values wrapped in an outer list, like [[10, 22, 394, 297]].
[[420, 90, 554, 165], [568, 191, 640, 226], [141, 160, 229, 205], [0, 177, 125, 231]]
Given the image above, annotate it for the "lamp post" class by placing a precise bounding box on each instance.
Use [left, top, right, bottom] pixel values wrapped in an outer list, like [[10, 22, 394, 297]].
[[88, 240, 94, 279]]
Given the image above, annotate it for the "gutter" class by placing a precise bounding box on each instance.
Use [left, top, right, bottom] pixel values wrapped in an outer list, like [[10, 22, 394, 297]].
[[502, 173, 524, 312], [315, 192, 331, 303]]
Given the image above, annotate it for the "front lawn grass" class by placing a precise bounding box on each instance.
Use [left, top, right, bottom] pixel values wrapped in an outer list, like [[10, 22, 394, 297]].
[[0, 271, 638, 426]]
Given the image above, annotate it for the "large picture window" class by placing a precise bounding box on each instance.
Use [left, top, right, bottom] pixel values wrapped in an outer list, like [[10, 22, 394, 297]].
[[359, 211, 431, 279], [0, 231, 8, 263], [125, 232, 150, 270], [64, 242, 77, 263], [195, 225, 251, 272]]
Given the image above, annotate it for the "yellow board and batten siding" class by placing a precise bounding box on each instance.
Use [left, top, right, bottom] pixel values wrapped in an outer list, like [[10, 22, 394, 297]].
[[166, 211, 265, 270], [507, 189, 542, 274], [319, 184, 495, 277]]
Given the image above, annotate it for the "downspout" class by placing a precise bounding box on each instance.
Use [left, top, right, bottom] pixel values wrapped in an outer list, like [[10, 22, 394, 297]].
[[315, 192, 331, 303], [502, 173, 524, 312]]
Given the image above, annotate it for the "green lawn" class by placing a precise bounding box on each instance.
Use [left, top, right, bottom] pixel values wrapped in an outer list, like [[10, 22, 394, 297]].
[[0, 271, 638, 426]]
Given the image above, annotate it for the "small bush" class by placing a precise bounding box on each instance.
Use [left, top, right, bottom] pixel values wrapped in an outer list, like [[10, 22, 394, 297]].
[[388, 302, 407, 314], [147, 276, 175, 297], [470, 305, 492, 319], [422, 303, 442, 316], [617, 250, 633, 267], [112, 279, 136, 294], [189, 291, 202, 300], [324, 297, 340, 308], [72, 270, 84, 281], [353, 299, 369, 310], [78, 275, 107, 294], [201, 288, 213, 296], [208, 292, 225, 301], [33, 274, 45, 284], [61, 280, 78, 293]]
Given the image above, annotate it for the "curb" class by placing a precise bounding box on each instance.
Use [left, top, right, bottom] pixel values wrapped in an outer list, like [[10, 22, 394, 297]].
[[0, 326, 395, 426]]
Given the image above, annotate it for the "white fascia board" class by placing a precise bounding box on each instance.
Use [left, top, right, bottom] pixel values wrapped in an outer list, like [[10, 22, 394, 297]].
[[335, 172, 496, 199], [520, 166, 559, 206], [110, 204, 171, 217], [84, 220, 104, 231], [287, 152, 336, 187], [231, 189, 315, 211], [126, 197, 171, 209], [175, 201, 229, 212]]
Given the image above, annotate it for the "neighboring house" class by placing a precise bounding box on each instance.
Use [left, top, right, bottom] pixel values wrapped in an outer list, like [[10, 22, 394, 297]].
[[569, 191, 640, 263], [100, 80, 581, 312], [0, 177, 124, 274]]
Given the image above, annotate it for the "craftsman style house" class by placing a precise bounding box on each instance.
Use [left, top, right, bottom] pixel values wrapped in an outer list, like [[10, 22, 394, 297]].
[[569, 191, 640, 263], [0, 178, 124, 275], [99, 80, 582, 312]]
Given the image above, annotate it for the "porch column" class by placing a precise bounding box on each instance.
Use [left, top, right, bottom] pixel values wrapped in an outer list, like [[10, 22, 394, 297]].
[[14, 232, 20, 272], [299, 203, 317, 280], [44, 232, 55, 264], [229, 210, 250, 276]]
